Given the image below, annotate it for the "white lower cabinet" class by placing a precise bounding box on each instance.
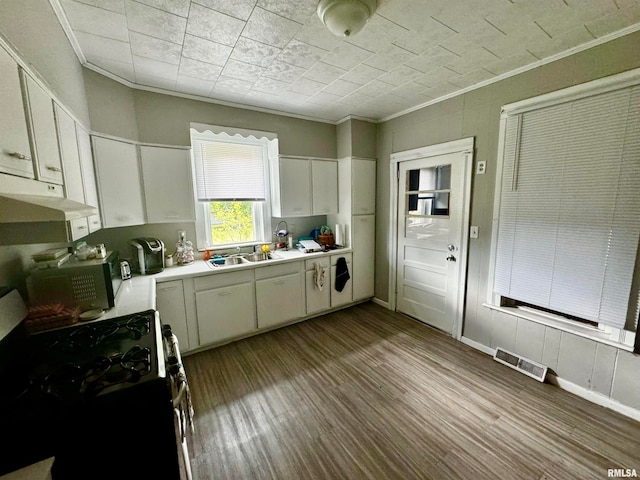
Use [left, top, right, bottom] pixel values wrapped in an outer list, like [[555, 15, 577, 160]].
[[156, 280, 190, 352], [255, 262, 304, 328], [305, 257, 330, 315], [330, 253, 352, 308], [195, 271, 256, 345]]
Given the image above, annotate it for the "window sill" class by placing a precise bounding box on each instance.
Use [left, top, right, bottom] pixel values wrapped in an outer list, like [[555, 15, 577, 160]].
[[482, 303, 635, 352]]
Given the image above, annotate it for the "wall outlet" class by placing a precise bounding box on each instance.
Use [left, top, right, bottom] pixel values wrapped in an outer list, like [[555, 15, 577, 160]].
[[476, 160, 486, 175], [470, 226, 479, 238]]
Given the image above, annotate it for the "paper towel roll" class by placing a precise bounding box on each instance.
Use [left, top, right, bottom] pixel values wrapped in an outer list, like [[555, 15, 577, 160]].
[[334, 224, 344, 246]]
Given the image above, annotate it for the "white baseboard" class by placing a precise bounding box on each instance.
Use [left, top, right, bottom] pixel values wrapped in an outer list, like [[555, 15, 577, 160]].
[[460, 336, 640, 422], [372, 297, 391, 310]]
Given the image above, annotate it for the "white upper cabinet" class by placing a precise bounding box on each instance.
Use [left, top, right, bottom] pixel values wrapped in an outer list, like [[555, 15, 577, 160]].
[[140, 146, 195, 223], [21, 70, 63, 185], [0, 47, 33, 178], [54, 103, 84, 203], [76, 125, 102, 233], [271, 156, 338, 218], [272, 157, 312, 217], [92, 136, 145, 228], [311, 159, 338, 215], [352, 158, 376, 214]]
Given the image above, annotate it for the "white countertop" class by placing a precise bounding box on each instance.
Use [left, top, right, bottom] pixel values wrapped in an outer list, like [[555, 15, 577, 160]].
[[102, 247, 351, 319]]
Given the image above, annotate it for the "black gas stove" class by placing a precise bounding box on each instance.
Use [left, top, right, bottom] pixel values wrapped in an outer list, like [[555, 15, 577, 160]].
[[0, 296, 182, 479]]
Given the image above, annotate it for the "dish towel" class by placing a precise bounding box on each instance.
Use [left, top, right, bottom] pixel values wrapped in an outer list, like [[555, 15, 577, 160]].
[[313, 261, 326, 291], [335, 257, 350, 292]]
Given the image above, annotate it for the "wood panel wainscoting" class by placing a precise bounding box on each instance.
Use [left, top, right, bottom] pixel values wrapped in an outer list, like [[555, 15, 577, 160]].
[[183, 302, 640, 480]]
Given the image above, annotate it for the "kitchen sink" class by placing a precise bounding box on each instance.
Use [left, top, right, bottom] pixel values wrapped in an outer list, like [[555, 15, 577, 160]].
[[244, 252, 272, 262]]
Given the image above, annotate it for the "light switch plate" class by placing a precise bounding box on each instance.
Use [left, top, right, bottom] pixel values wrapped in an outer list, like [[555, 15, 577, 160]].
[[470, 226, 479, 238], [476, 161, 486, 175]]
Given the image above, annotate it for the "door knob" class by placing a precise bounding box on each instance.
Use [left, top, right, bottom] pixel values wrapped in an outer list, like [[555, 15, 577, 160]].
[[447, 244, 457, 252], [446, 254, 456, 262]]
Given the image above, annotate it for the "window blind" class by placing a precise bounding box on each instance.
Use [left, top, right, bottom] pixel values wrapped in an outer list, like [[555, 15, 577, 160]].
[[494, 85, 640, 330], [192, 139, 266, 201]]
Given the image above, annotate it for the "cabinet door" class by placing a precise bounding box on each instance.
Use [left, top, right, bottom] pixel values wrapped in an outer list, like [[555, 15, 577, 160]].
[[196, 282, 256, 345], [279, 157, 311, 217], [0, 47, 33, 178], [330, 254, 352, 307], [54, 104, 85, 203], [352, 159, 376, 214], [157, 280, 190, 351], [256, 272, 304, 328], [76, 125, 102, 233], [352, 214, 375, 300], [140, 146, 195, 223], [92, 136, 145, 228], [311, 160, 338, 215], [21, 71, 63, 185], [305, 268, 330, 315]]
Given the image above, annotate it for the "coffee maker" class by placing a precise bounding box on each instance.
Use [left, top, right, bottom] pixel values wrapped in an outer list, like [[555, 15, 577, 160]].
[[129, 238, 165, 275]]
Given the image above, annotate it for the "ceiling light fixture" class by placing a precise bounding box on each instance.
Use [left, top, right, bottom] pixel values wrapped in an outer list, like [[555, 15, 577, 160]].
[[317, 0, 377, 37]]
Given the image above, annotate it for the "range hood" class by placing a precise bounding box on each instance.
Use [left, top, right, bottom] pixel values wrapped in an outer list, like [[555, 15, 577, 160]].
[[0, 194, 97, 222]]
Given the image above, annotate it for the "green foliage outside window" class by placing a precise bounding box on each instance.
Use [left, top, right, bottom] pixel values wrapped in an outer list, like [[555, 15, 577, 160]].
[[210, 201, 255, 245]]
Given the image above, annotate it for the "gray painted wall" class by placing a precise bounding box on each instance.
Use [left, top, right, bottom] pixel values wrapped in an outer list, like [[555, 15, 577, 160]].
[[376, 30, 640, 410]]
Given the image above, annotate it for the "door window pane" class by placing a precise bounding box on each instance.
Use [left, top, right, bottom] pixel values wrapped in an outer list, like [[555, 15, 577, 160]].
[[406, 164, 451, 217]]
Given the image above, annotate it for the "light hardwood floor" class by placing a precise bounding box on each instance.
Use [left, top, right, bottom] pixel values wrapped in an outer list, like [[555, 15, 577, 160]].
[[183, 302, 640, 480]]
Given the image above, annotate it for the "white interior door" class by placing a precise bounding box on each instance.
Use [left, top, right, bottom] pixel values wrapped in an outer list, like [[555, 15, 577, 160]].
[[396, 151, 468, 335]]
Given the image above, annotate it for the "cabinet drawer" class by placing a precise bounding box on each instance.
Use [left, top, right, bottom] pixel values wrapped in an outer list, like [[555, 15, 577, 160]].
[[67, 217, 89, 241], [330, 252, 352, 266], [254, 261, 301, 280], [194, 270, 253, 291], [305, 256, 330, 270]]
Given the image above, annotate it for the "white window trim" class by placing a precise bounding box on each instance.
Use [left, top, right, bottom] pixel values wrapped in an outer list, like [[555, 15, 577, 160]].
[[486, 68, 640, 351], [190, 126, 276, 251]]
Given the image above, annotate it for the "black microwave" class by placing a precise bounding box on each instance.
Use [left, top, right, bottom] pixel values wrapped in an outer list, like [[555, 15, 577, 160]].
[[28, 251, 122, 310]]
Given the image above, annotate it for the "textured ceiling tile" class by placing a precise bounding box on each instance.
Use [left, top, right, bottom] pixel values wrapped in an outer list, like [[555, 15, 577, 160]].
[[448, 68, 494, 89], [244, 90, 285, 108], [378, 65, 423, 87], [176, 74, 215, 96], [414, 66, 461, 88], [406, 45, 460, 73], [230, 37, 282, 68], [61, 0, 129, 41], [302, 62, 347, 85], [192, 0, 255, 20], [483, 51, 540, 76], [276, 91, 312, 105], [133, 55, 179, 80], [422, 82, 459, 99], [87, 57, 135, 82], [386, 81, 429, 99], [340, 63, 386, 85], [355, 79, 393, 97], [130, 31, 181, 65], [251, 77, 291, 94], [135, 72, 177, 90], [182, 34, 233, 66], [343, 15, 408, 53], [257, 0, 317, 24], [364, 44, 417, 72], [125, 0, 187, 44], [221, 59, 265, 83], [75, 31, 132, 63], [289, 77, 327, 95], [306, 91, 343, 106], [73, 0, 125, 14], [340, 92, 375, 106], [263, 61, 306, 83], [527, 25, 595, 60], [321, 43, 372, 70], [243, 7, 302, 48], [186, 3, 245, 47], [178, 57, 223, 81], [585, 4, 640, 38], [213, 76, 254, 94], [321, 79, 361, 96], [133, 0, 190, 17], [276, 39, 327, 69], [293, 21, 343, 51]]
